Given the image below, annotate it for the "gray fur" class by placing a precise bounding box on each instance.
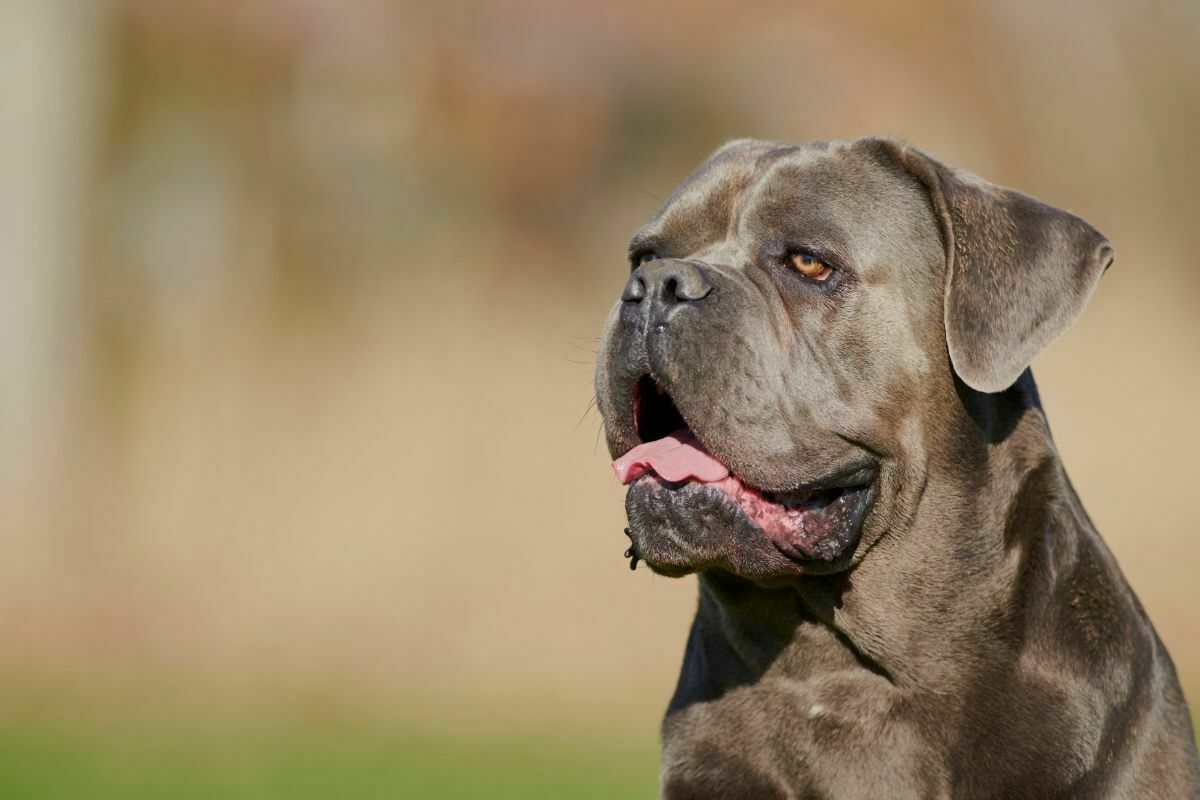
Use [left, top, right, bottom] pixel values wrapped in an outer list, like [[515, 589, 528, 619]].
[[594, 137, 1200, 798]]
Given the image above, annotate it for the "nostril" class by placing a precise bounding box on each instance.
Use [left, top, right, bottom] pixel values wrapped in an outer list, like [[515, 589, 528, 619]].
[[621, 275, 646, 302], [627, 261, 714, 305], [668, 268, 712, 302], [675, 275, 711, 301], [661, 273, 711, 303]]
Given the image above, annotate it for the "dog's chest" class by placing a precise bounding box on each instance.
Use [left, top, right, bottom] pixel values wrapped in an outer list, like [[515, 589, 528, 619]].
[[660, 669, 938, 800]]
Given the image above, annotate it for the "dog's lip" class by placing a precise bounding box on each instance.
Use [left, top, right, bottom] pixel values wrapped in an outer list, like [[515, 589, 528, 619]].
[[627, 470, 877, 564], [619, 370, 879, 496], [616, 424, 878, 499], [639, 463, 878, 507], [762, 461, 879, 497], [614, 437, 876, 496]]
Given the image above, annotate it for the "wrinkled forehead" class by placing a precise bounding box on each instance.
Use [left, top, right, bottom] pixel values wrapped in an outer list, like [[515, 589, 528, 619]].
[[632, 139, 929, 268]]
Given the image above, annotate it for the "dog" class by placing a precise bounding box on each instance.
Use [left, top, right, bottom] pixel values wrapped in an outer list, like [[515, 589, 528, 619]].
[[594, 138, 1200, 798]]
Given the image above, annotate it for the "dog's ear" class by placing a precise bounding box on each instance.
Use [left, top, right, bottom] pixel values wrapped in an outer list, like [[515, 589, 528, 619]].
[[863, 139, 1114, 393]]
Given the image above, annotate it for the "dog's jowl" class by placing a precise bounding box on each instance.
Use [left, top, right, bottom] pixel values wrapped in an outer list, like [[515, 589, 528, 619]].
[[595, 138, 1200, 798]]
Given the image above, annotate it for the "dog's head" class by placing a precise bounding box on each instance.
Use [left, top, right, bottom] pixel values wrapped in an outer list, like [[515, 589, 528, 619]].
[[596, 138, 1112, 580]]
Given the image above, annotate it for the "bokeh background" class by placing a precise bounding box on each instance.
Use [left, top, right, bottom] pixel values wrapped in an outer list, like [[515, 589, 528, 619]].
[[2, 0, 1198, 796]]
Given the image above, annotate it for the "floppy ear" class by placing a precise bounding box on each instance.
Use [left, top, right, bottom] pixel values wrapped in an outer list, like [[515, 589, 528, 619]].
[[871, 140, 1115, 393]]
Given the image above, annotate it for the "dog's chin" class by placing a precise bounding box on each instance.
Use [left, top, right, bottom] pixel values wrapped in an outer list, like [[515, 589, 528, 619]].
[[624, 472, 875, 578]]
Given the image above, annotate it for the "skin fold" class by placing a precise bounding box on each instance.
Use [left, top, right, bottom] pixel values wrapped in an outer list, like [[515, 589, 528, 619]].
[[595, 138, 1200, 799]]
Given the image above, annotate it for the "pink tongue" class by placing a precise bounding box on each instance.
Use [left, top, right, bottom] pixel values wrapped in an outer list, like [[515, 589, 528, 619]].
[[612, 428, 731, 485]]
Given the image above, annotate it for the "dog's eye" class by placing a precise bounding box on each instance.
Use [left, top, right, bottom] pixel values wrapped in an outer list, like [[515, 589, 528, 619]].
[[789, 252, 833, 281]]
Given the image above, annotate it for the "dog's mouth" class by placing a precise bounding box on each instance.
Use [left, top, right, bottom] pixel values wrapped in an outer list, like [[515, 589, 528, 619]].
[[615, 375, 875, 562]]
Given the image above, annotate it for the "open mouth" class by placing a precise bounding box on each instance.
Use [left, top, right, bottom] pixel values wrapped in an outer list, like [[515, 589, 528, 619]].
[[616, 375, 875, 562]]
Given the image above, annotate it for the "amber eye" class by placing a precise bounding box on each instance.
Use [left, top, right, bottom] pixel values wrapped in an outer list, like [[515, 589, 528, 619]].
[[636, 252, 659, 267], [789, 252, 833, 281]]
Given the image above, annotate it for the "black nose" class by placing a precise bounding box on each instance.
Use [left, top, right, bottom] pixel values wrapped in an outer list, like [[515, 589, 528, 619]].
[[622, 260, 713, 305]]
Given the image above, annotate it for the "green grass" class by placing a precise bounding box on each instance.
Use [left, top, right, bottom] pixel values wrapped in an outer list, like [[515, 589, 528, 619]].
[[0, 712, 1195, 799], [0, 718, 658, 799]]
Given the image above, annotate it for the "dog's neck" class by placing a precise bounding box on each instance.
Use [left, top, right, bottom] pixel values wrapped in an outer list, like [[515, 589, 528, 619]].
[[681, 370, 1080, 696]]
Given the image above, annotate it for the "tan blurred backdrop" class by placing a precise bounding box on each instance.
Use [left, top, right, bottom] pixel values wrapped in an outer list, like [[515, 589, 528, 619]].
[[2, 0, 1198, 748]]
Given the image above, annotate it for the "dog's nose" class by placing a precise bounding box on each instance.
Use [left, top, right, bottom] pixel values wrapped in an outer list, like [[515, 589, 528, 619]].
[[622, 260, 713, 305]]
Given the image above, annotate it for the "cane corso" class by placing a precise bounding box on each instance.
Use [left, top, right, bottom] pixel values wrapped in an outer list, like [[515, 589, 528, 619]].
[[595, 138, 1200, 798]]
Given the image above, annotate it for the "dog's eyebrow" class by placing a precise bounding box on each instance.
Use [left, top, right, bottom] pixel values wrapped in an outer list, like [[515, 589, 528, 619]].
[[627, 234, 656, 256]]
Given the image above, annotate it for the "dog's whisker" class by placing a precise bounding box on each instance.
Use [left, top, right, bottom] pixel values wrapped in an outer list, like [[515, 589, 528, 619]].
[[574, 396, 598, 431], [635, 185, 662, 204]]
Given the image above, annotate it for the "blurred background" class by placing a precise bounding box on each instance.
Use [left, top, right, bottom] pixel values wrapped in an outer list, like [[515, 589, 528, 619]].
[[1, 0, 1197, 796]]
